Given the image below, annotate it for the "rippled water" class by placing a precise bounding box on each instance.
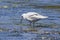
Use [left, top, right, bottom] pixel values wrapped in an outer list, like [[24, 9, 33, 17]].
[[0, 0, 60, 40]]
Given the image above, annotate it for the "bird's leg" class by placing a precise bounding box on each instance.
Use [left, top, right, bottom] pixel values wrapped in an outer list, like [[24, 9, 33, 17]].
[[32, 22, 35, 27], [29, 22, 31, 26]]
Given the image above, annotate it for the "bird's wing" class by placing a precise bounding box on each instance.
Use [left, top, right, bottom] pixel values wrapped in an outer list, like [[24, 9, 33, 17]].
[[30, 16, 39, 20]]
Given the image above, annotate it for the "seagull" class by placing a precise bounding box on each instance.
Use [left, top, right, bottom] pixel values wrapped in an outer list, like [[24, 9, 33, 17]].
[[20, 12, 48, 27]]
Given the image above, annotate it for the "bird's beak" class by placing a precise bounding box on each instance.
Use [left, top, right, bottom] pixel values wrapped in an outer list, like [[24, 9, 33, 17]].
[[20, 16, 23, 24]]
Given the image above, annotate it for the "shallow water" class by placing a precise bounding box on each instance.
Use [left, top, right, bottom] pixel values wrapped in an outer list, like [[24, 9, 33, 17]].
[[0, 0, 60, 40]]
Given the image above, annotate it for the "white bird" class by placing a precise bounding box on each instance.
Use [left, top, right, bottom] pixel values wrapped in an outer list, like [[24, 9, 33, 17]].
[[20, 12, 48, 27]]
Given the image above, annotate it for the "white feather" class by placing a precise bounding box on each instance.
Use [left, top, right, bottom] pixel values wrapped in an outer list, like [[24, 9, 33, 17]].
[[22, 12, 48, 21]]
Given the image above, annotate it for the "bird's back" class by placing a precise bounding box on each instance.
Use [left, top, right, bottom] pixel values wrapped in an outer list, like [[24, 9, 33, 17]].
[[21, 12, 48, 22]]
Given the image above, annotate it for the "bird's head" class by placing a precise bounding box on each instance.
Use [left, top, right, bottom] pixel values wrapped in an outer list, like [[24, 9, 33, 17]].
[[20, 13, 26, 23]]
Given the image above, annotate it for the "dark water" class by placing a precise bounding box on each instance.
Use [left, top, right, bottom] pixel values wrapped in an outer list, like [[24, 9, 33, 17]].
[[0, 0, 60, 40]]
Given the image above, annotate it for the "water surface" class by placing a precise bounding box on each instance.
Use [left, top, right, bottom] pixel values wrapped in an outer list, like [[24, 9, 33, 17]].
[[0, 0, 60, 40]]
